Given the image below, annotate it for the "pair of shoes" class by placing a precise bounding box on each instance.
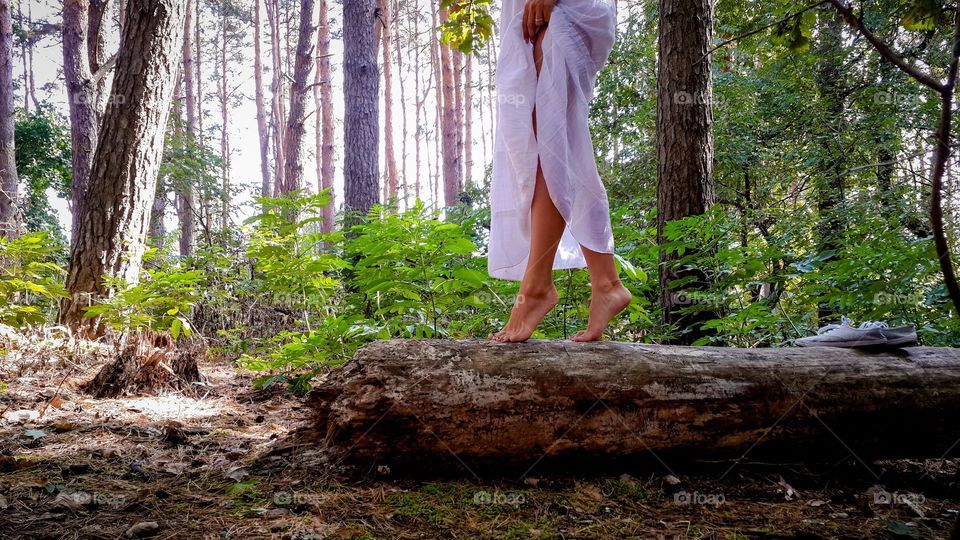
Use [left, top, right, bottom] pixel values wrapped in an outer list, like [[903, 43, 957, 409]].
[[795, 315, 918, 348]]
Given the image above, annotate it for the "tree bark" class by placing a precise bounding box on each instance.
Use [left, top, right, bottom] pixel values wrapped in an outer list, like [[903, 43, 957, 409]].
[[0, 0, 18, 238], [430, 8, 442, 205], [464, 52, 473, 189], [83, 331, 204, 398], [178, 0, 196, 256], [380, 0, 399, 207], [63, 0, 107, 243], [218, 6, 230, 229], [61, 0, 186, 334], [342, 0, 380, 218], [266, 0, 287, 195], [309, 339, 960, 474], [453, 48, 464, 189], [254, 0, 272, 200], [656, 0, 716, 344], [279, 0, 316, 195], [395, 0, 408, 207], [438, 8, 459, 208], [315, 0, 335, 233]]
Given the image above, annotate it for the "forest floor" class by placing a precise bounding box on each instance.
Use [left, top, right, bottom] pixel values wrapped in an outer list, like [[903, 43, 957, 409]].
[[1, 330, 958, 540]]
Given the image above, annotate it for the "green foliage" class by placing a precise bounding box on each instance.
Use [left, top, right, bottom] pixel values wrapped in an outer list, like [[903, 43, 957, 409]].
[[346, 201, 490, 338], [233, 192, 370, 394], [83, 251, 204, 339], [439, 0, 495, 54], [0, 232, 68, 328], [14, 108, 72, 252]]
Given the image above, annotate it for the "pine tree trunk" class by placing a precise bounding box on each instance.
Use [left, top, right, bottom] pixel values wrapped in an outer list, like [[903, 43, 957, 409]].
[[316, 0, 335, 233], [15, 2, 27, 114], [178, 0, 196, 256], [343, 0, 380, 217], [254, 0, 272, 200], [63, 0, 106, 243], [380, 0, 398, 207], [266, 0, 287, 195], [656, 0, 716, 344], [485, 39, 496, 169], [61, 0, 186, 335], [219, 9, 230, 229], [453, 48, 464, 190], [413, 0, 423, 202], [395, 0, 408, 207], [430, 8, 442, 207], [280, 0, 316, 195], [0, 0, 18, 238], [464, 53, 473, 189], [25, 5, 38, 113], [438, 9, 459, 208]]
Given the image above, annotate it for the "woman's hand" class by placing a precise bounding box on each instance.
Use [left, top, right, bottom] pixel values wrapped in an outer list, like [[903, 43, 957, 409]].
[[523, 0, 556, 43]]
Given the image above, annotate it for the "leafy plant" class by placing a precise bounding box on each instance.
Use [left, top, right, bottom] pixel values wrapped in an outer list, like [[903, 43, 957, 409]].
[[346, 201, 492, 338], [84, 254, 204, 339], [0, 232, 68, 328]]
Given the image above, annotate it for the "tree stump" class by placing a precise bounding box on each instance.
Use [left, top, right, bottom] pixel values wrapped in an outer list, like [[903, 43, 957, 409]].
[[83, 331, 204, 398], [308, 339, 960, 475]]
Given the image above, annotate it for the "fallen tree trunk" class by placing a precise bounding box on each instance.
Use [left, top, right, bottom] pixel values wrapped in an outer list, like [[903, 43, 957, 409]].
[[308, 340, 960, 474]]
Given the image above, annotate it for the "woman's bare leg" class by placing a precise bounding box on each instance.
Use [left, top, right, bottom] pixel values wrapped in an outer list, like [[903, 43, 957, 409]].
[[571, 247, 632, 342], [490, 27, 563, 343]]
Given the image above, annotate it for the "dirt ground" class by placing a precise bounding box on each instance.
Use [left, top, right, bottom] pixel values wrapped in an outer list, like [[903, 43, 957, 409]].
[[1, 330, 958, 539]]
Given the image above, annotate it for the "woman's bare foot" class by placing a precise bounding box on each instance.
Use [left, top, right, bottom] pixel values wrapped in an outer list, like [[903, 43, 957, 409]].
[[572, 280, 632, 342], [489, 285, 559, 342]]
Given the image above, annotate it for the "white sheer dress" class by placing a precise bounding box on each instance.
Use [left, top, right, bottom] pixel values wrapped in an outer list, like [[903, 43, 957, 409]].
[[487, 0, 618, 281]]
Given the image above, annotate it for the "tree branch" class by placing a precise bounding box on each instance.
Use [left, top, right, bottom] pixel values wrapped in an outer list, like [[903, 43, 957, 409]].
[[825, 0, 945, 92], [699, 1, 829, 63]]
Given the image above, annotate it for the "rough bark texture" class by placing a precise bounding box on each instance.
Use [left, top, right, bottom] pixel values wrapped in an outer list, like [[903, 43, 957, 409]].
[[61, 0, 186, 334], [254, 0, 272, 200], [177, 0, 196, 257], [218, 8, 230, 229], [83, 331, 204, 398], [309, 339, 960, 474], [438, 9, 460, 208], [315, 0, 335, 232], [63, 0, 103, 242], [343, 0, 380, 217], [464, 53, 473, 189], [0, 0, 18, 238], [266, 0, 287, 195], [279, 0, 316, 195], [655, 0, 716, 344]]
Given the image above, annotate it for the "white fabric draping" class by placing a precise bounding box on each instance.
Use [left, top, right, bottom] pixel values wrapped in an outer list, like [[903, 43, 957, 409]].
[[487, 0, 618, 281]]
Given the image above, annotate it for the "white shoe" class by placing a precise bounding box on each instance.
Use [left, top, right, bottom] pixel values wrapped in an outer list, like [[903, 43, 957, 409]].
[[795, 316, 917, 348]]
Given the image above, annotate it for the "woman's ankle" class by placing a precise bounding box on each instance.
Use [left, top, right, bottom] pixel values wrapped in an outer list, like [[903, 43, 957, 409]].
[[591, 278, 626, 294], [518, 281, 558, 300]]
